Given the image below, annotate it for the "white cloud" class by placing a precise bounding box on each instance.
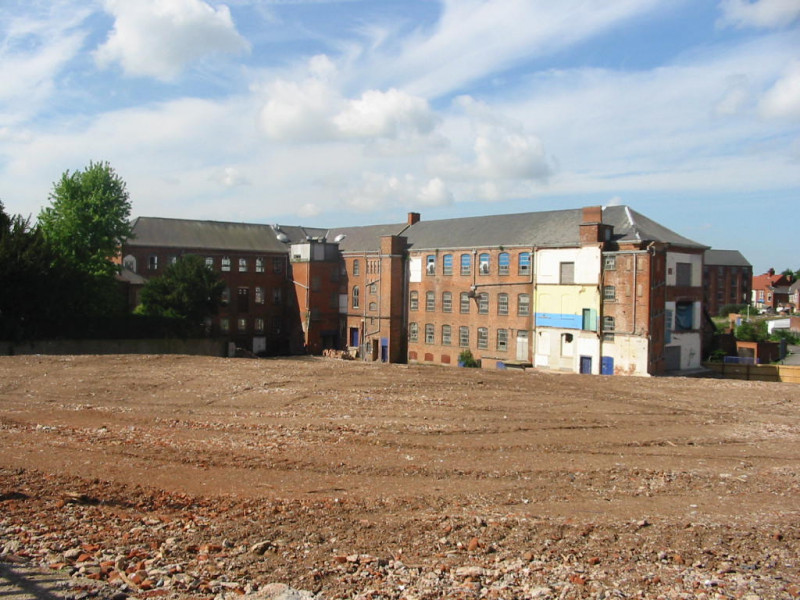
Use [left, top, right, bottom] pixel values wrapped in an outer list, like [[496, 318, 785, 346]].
[[258, 76, 340, 141], [94, 0, 249, 81], [605, 196, 623, 207], [718, 0, 800, 29], [334, 88, 437, 138], [0, 3, 89, 124], [378, 0, 664, 98], [344, 173, 453, 211], [714, 75, 752, 115], [298, 203, 321, 218], [759, 61, 800, 119], [211, 166, 250, 187]]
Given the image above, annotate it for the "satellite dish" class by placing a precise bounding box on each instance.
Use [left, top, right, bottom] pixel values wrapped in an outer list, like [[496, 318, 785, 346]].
[[334, 234, 346, 243], [276, 233, 289, 243]]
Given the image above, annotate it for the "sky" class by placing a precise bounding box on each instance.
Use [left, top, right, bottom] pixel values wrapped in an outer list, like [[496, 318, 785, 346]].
[[1, 0, 798, 274]]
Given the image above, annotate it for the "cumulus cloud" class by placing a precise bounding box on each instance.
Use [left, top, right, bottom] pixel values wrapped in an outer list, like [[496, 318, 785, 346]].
[[258, 76, 340, 141], [759, 61, 800, 119], [432, 96, 553, 183], [334, 88, 437, 138], [94, 0, 249, 81], [344, 173, 454, 211], [718, 0, 800, 29]]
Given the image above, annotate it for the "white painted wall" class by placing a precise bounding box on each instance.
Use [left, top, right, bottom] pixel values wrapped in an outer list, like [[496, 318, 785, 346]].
[[671, 332, 702, 369], [666, 252, 702, 286], [535, 247, 601, 285], [602, 336, 650, 376], [409, 257, 422, 283]]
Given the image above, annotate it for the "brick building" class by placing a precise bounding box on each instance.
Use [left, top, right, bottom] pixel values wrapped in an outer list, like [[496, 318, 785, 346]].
[[751, 268, 793, 312], [702, 249, 752, 316], [122, 205, 709, 375]]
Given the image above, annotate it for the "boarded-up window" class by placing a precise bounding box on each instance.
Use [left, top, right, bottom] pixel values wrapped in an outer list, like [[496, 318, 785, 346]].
[[560, 262, 575, 284], [676, 262, 692, 286]]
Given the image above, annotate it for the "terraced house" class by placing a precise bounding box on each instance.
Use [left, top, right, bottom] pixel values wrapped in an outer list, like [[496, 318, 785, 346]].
[[122, 205, 709, 375]]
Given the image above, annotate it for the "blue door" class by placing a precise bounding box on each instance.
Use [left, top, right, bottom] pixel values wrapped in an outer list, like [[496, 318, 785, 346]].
[[349, 327, 359, 347], [601, 356, 614, 375], [380, 338, 389, 362], [579, 355, 592, 374]]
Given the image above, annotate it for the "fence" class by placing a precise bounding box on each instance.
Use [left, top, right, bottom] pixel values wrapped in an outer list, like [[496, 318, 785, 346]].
[[703, 362, 800, 383]]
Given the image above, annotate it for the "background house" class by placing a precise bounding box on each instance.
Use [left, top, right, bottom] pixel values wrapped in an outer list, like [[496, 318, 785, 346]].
[[751, 268, 792, 312], [703, 249, 752, 316]]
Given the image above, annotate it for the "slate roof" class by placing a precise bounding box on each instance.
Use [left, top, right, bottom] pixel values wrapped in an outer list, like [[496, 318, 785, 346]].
[[126, 206, 706, 254], [127, 217, 323, 252], [703, 249, 751, 267]]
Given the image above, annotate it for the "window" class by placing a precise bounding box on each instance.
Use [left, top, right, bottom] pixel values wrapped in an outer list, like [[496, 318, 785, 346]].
[[205, 257, 214, 269], [442, 292, 452, 313], [442, 325, 452, 345], [255, 286, 264, 304], [272, 288, 282, 305], [426, 255, 436, 275], [498, 293, 509, 315], [425, 323, 435, 344], [221, 257, 231, 272], [443, 254, 453, 276], [477, 327, 488, 349], [479, 253, 490, 275], [604, 256, 616, 271], [409, 322, 418, 342], [410, 291, 419, 311], [498, 252, 510, 275], [426, 291, 435, 311], [459, 326, 469, 347], [478, 292, 489, 314], [255, 257, 264, 273], [675, 301, 694, 330], [221, 287, 230, 305], [220, 318, 230, 333], [460, 254, 472, 276], [255, 318, 265, 333], [518, 252, 531, 276], [497, 329, 508, 351], [369, 282, 377, 294], [237, 318, 247, 332], [560, 262, 575, 284], [460, 292, 471, 313], [168, 255, 178, 266], [272, 257, 283, 274], [676, 262, 692, 287], [352, 286, 360, 309], [239, 258, 248, 272], [237, 288, 249, 312], [518, 294, 530, 316], [369, 302, 377, 312], [148, 255, 158, 270], [603, 286, 616, 301], [603, 316, 615, 331], [665, 309, 673, 344]]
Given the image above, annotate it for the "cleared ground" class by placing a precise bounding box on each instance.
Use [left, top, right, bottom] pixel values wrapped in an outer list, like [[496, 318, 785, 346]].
[[1, 354, 799, 599]]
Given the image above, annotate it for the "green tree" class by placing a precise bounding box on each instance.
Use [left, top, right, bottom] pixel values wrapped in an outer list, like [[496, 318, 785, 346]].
[[137, 255, 225, 326], [781, 267, 800, 280], [734, 319, 768, 342], [38, 161, 133, 279], [0, 201, 91, 340]]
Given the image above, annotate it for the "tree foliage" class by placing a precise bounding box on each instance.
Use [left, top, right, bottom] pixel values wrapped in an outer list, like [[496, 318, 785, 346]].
[[781, 267, 800, 280], [734, 319, 768, 342], [38, 161, 133, 279], [138, 255, 224, 325], [0, 201, 93, 340]]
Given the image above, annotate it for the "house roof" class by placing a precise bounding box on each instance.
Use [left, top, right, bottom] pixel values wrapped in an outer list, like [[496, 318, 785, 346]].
[[125, 205, 706, 255], [126, 217, 321, 253], [704, 249, 751, 267]]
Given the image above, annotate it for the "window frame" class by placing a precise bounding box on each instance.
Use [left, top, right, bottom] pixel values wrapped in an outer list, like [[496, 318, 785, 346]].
[[496, 328, 508, 351], [460, 253, 472, 276], [426, 291, 435, 312], [459, 326, 469, 347], [497, 293, 509, 316], [460, 292, 471, 313], [477, 327, 489, 349], [352, 286, 360, 309], [410, 290, 419, 311], [442, 325, 452, 346], [478, 253, 490, 275], [498, 252, 510, 275], [477, 292, 489, 314], [409, 322, 418, 342], [443, 254, 453, 276], [518, 252, 531, 276], [518, 293, 530, 316], [442, 291, 452, 313], [425, 323, 435, 344]]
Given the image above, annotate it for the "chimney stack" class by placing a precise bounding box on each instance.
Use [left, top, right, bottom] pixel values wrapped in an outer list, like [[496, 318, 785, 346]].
[[408, 212, 420, 225]]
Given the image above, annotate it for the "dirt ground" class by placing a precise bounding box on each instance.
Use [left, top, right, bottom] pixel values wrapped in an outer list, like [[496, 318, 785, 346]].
[[1, 354, 799, 599]]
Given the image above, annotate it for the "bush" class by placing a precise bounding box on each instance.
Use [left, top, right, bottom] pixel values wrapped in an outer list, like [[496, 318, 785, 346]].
[[458, 349, 479, 368], [770, 329, 800, 345], [734, 320, 768, 342]]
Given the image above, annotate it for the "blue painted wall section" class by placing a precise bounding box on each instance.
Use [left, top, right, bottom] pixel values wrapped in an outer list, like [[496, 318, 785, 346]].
[[535, 313, 583, 329]]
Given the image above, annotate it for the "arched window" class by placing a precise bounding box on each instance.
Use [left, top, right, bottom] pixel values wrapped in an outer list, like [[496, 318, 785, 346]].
[[478, 253, 490, 275], [353, 259, 360, 276], [352, 286, 360, 309], [498, 252, 510, 275], [442, 325, 452, 345], [478, 292, 489, 314], [426, 291, 435, 311], [497, 293, 509, 315], [442, 292, 452, 312], [460, 253, 471, 275], [410, 290, 419, 310], [518, 252, 531, 275], [443, 254, 453, 275]]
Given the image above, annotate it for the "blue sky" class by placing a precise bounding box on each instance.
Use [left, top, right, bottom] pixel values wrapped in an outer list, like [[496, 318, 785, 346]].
[[1, 0, 798, 273]]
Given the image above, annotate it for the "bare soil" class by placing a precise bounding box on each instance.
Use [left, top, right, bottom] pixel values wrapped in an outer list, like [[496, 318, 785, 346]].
[[1, 354, 799, 599]]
